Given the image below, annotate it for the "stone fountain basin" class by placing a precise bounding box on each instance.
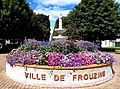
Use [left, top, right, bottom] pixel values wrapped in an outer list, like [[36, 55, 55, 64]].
[[54, 28, 67, 34], [6, 62, 113, 87], [52, 35, 68, 40]]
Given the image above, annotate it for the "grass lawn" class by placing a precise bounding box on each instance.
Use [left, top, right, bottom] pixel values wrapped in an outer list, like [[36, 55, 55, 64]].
[[100, 47, 120, 53]]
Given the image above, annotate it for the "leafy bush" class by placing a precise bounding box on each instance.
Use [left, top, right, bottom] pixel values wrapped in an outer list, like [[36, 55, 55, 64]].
[[75, 41, 98, 52], [50, 41, 80, 54], [100, 47, 120, 52], [19, 39, 98, 54]]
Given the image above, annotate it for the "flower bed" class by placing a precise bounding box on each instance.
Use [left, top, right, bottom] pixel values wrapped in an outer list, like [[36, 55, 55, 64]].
[[6, 39, 115, 87], [7, 49, 115, 67], [6, 39, 115, 66]]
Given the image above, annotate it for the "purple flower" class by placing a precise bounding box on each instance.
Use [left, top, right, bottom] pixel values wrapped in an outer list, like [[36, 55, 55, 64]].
[[6, 46, 116, 67]]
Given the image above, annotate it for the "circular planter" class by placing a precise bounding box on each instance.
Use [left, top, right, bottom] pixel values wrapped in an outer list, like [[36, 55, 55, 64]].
[[6, 62, 113, 87]]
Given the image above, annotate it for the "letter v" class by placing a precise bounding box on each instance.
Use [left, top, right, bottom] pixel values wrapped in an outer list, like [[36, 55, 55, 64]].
[[25, 72, 29, 78]]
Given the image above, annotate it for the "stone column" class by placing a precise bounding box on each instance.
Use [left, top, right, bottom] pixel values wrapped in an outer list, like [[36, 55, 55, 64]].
[[59, 14, 62, 30]]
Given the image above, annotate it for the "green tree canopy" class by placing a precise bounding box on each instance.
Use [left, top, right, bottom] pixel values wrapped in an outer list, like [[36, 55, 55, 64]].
[[0, 0, 50, 43], [0, 0, 33, 40], [58, 0, 120, 41], [28, 13, 50, 41]]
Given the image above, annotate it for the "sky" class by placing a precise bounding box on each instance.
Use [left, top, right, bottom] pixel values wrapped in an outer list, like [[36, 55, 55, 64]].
[[27, 0, 120, 30]]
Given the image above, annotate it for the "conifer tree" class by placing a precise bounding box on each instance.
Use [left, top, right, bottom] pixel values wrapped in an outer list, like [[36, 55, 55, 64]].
[[59, 0, 120, 42]]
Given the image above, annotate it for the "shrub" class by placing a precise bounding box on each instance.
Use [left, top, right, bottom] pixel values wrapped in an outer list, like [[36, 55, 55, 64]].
[[75, 41, 98, 52], [19, 39, 98, 54]]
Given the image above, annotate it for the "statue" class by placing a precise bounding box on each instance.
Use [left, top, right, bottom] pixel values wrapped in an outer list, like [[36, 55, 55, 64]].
[[52, 14, 68, 41]]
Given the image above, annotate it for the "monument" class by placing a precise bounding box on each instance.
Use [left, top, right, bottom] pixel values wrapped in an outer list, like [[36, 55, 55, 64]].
[[52, 14, 68, 41]]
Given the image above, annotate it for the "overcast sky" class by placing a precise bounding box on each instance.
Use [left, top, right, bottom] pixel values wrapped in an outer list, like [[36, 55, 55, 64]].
[[27, 0, 120, 30]]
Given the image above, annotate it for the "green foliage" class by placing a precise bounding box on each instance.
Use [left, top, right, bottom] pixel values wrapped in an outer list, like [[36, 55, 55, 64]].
[[28, 13, 50, 41], [100, 47, 120, 52], [51, 41, 80, 54], [54, 18, 59, 29], [19, 41, 80, 55], [20, 40, 38, 52], [19, 39, 98, 55], [52, 30, 59, 36], [36, 45, 53, 54], [58, 0, 120, 41], [0, 0, 50, 44], [115, 43, 120, 47], [0, 0, 33, 40]]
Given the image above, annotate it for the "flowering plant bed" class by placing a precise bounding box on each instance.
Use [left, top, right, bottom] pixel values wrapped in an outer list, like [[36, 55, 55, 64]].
[[6, 49, 115, 67], [6, 39, 115, 67], [6, 39, 115, 87]]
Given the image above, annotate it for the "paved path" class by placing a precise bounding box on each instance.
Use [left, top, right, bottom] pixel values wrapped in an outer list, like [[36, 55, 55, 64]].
[[0, 53, 120, 89]]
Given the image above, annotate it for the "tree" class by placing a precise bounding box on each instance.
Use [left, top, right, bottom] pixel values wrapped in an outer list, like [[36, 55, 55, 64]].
[[0, 0, 50, 52], [60, 0, 120, 42], [28, 13, 50, 41], [0, 0, 2, 9], [0, 0, 33, 42], [54, 18, 59, 29]]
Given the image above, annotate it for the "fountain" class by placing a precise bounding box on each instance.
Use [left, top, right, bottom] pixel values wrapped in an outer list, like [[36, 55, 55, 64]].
[[6, 14, 115, 87], [52, 14, 68, 41]]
